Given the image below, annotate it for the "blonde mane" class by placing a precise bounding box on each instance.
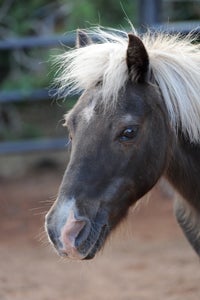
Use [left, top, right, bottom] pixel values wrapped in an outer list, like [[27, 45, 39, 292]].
[[54, 27, 200, 142]]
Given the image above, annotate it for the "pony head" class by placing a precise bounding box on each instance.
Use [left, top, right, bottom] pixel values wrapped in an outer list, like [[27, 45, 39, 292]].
[[45, 28, 200, 259]]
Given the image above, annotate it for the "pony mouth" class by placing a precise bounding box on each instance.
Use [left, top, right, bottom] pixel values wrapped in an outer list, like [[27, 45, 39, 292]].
[[59, 224, 109, 260], [79, 224, 109, 260]]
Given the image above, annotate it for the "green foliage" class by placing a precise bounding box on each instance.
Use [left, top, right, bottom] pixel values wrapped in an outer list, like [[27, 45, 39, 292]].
[[67, 0, 136, 29], [1, 72, 48, 91], [1, 0, 136, 37], [0, 123, 42, 141], [1, 0, 66, 36], [163, 0, 200, 22]]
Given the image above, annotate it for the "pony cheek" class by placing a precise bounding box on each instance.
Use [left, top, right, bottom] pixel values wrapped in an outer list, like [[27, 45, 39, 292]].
[[105, 182, 137, 228]]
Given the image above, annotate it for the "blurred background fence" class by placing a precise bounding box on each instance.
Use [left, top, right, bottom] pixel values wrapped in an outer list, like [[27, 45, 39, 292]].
[[0, 0, 199, 155]]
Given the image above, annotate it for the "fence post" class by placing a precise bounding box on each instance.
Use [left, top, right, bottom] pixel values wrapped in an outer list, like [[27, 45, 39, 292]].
[[138, 0, 162, 27]]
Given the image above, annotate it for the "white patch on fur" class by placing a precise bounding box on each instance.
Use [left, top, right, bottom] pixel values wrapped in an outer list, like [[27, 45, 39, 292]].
[[82, 99, 96, 123], [54, 27, 200, 142], [45, 197, 75, 235], [122, 114, 135, 124], [57, 197, 75, 220]]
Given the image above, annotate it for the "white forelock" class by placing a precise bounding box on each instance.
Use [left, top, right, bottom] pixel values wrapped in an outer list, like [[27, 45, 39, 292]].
[[54, 27, 200, 142]]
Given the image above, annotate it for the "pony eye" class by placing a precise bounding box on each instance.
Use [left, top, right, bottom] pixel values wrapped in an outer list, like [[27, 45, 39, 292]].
[[119, 126, 139, 142]]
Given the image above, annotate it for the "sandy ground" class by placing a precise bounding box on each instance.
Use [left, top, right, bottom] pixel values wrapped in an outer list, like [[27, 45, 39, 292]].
[[0, 171, 199, 300]]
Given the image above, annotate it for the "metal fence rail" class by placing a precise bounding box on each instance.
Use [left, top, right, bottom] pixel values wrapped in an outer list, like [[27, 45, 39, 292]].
[[0, 34, 75, 50], [0, 138, 67, 155], [0, 89, 51, 104]]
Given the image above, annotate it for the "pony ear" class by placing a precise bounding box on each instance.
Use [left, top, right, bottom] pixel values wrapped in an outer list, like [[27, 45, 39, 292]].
[[127, 33, 149, 82], [76, 29, 92, 48]]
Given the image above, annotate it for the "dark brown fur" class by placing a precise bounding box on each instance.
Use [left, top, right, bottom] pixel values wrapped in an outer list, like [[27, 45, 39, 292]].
[[45, 31, 200, 260]]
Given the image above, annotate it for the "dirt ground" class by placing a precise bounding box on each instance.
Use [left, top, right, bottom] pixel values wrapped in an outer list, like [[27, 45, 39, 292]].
[[0, 171, 199, 300]]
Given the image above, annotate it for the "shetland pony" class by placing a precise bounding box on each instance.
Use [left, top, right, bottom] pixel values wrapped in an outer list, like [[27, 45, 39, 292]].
[[45, 27, 200, 260]]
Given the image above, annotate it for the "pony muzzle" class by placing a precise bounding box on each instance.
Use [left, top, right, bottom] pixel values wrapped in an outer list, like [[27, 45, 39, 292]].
[[46, 201, 109, 260]]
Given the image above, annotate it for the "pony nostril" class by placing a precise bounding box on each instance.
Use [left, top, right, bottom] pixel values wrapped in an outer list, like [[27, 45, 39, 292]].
[[60, 210, 87, 251], [63, 220, 86, 246]]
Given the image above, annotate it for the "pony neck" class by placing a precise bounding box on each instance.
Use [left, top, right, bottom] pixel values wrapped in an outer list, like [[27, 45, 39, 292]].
[[166, 135, 200, 211]]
